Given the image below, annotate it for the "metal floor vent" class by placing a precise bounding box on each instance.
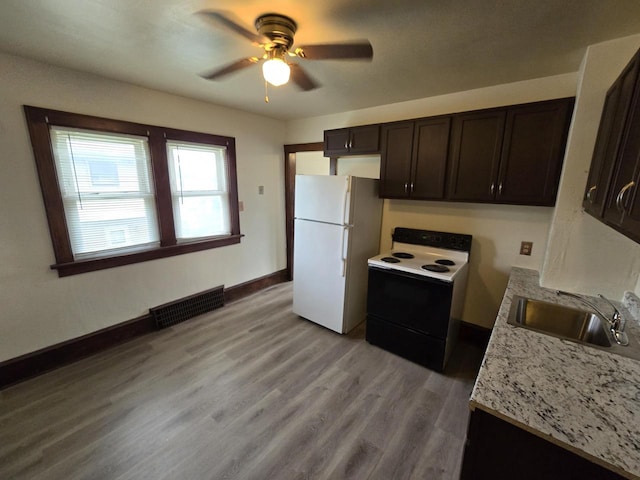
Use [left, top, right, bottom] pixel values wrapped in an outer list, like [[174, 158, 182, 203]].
[[151, 285, 225, 329]]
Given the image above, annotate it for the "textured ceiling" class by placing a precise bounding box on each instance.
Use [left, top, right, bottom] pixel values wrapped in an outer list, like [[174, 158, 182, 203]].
[[1, 0, 640, 120]]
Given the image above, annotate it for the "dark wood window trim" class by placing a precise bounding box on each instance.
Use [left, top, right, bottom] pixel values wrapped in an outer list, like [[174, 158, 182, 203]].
[[24, 105, 242, 277]]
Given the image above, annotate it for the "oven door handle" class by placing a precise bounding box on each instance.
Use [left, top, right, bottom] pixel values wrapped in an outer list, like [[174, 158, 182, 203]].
[[341, 226, 349, 277]]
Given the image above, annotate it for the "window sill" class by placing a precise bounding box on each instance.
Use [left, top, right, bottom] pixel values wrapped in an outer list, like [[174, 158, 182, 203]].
[[51, 234, 243, 277]]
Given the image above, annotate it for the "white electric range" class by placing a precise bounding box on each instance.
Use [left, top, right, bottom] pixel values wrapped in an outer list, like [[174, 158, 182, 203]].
[[366, 227, 473, 371]]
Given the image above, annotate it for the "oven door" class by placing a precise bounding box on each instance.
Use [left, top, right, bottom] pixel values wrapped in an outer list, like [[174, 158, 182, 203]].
[[366, 266, 453, 339]]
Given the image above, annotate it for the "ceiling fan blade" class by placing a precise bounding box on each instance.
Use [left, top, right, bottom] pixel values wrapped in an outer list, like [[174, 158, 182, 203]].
[[294, 42, 373, 60], [289, 63, 319, 91], [200, 57, 260, 80], [197, 10, 269, 45]]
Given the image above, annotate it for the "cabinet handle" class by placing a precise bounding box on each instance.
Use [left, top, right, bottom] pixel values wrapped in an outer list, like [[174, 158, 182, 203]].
[[490, 183, 495, 195], [410, 182, 414, 192], [616, 181, 635, 212], [344, 139, 349, 149], [404, 182, 408, 193], [586, 185, 596, 204], [498, 182, 503, 195], [348, 134, 353, 149]]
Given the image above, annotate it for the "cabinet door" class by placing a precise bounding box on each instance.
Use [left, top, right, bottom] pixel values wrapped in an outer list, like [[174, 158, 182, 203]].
[[497, 99, 573, 206], [603, 53, 640, 229], [583, 83, 625, 216], [461, 409, 626, 480], [323, 128, 350, 156], [605, 64, 640, 240], [448, 110, 506, 202], [584, 54, 640, 218], [349, 125, 380, 154], [622, 173, 640, 242], [411, 117, 451, 199], [379, 122, 414, 198]]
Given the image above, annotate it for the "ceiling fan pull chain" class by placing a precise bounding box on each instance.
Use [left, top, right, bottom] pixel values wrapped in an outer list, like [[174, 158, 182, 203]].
[[264, 79, 269, 103]]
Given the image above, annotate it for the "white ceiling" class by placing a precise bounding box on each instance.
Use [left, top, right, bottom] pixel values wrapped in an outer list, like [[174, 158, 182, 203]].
[[2, 0, 640, 120]]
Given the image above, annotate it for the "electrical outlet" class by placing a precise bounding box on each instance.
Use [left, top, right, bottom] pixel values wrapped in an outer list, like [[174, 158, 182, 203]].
[[520, 241, 533, 256], [258, 185, 264, 195]]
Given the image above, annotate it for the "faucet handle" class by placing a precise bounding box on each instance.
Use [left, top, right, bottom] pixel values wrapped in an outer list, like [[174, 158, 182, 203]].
[[597, 294, 629, 346], [597, 294, 624, 330]]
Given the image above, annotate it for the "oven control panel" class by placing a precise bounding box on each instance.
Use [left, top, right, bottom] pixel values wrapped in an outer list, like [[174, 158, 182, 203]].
[[392, 228, 472, 253]]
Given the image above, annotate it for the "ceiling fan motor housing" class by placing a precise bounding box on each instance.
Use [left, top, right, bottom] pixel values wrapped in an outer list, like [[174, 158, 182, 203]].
[[255, 13, 297, 50]]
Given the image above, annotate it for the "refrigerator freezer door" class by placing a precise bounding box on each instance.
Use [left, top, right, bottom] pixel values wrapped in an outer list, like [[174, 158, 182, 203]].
[[293, 218, 347, 333], [295, 175, 351, 225]]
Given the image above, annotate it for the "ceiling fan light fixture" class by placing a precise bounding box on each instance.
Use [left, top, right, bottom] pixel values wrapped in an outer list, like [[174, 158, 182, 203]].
[[262, 57, 290, 86]]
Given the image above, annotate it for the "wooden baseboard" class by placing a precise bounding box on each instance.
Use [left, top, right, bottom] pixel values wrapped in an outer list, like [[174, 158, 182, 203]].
[[0, 314, 156, 390], [0, 269, 289, 390], [224, 269, 289, 304]]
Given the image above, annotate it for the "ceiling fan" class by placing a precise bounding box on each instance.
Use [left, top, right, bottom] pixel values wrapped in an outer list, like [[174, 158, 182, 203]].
[[197, 10, 374, 92]]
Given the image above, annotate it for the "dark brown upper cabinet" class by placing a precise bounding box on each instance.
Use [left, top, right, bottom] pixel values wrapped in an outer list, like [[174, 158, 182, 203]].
[[582, 47, 640, 243], [582, 72, 633, 218], [498, 99, 574, 206], [379, 117, 451, 199], [323, 125, 380, 157], [447, 109, 507, 202], [448, 98, 573, 206], [600, 49, 640, 243]]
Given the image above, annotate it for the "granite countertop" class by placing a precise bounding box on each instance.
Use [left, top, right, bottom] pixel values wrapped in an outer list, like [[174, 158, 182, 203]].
[[470, 267, 640, 479]]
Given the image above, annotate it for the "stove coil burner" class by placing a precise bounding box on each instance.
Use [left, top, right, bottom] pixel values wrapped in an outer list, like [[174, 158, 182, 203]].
[[392, 252, 414, 259], [381, 257, 401, 263], [435, 259, 455, 266], [422, 264, 450, 273]]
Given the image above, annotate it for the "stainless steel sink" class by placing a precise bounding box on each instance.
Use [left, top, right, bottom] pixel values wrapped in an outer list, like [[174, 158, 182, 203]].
[[507, 295, 640, 361], [507, 296, 611, 347]]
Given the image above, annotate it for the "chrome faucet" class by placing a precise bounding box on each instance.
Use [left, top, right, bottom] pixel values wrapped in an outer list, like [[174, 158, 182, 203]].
[[556, 290, 628, 346]]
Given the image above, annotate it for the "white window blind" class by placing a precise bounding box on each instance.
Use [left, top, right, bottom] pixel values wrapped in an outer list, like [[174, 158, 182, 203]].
[[166, 141, 230, 241], [50, 127, 159, 259]]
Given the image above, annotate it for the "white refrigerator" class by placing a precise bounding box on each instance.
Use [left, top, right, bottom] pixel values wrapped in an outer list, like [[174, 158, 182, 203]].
[[293, 175, 383, 333]]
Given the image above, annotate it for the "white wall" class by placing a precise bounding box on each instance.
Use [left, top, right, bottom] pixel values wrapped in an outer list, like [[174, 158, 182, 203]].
[[286, 74, 576, 328], [337, 156, 380, 178], [0, 53, 287, 362], [295, 151, 329, 175], [541, 34, 640, 297]]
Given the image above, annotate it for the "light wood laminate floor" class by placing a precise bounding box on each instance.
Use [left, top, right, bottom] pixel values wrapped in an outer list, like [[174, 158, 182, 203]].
[[0, 282, 484, 480]]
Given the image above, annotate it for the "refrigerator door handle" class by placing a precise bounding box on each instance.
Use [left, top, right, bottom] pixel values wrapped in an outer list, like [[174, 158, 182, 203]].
[[341, 226, 349, 277], [341, 177, 350, 225]]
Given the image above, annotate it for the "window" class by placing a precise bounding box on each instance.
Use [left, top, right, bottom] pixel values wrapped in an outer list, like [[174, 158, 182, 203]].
[[166, 141, 230, 241], [24, 106, 241, 276], [51, 127, 160, 259]]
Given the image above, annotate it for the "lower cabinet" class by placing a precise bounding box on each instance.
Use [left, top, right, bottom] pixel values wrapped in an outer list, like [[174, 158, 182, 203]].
[[460, 409, 625, 480]]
